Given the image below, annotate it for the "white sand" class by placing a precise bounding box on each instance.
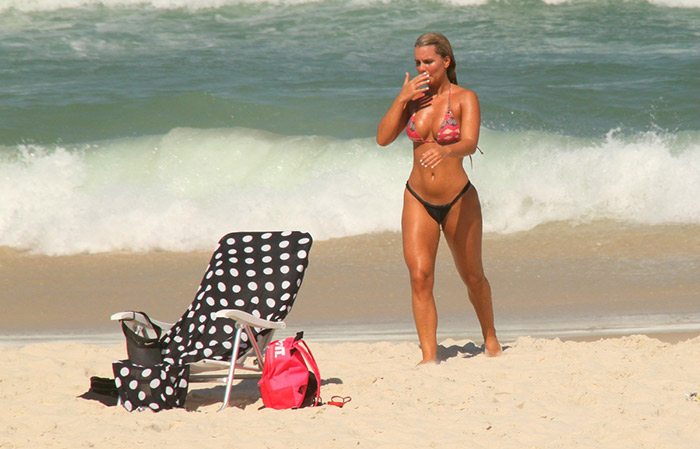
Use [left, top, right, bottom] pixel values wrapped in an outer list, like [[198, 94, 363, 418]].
[[2, 335, 700, 448]]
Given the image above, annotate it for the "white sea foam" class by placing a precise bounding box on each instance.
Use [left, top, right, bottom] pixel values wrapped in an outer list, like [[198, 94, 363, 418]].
[[3, 0, 700, 13], [644, 0, 700, 7], [0, 128, 409, 254], [537, 0, 700, 7], [0, 0, 316, 13], [478, 128, 700, 233], [1, 127, 698, 255]]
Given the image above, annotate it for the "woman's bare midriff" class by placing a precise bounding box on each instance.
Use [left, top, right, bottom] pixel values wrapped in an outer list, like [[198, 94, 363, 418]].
[[407, 146, 470, 204]]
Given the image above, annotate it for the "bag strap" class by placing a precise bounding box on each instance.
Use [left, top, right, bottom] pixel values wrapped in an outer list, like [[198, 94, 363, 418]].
[[121, 311, 162, 343], [291, 339, 321, 407]]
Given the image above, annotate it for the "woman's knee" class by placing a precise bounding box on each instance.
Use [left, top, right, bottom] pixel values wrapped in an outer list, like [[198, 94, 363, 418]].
[[408, 266, 434, 295], [462, 271, 489, 292]]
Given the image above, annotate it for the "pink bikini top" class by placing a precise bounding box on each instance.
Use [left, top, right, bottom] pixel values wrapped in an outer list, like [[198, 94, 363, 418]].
[[406, 86, 461, 144]]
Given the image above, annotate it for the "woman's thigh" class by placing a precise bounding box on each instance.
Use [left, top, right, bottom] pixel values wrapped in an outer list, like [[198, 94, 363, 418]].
[[441, 186, 485, 279], [401, 188, 441, 277]]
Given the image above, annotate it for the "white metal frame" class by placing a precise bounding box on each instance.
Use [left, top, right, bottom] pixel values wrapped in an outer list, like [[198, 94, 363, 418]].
[[111, 309, 286, 411]]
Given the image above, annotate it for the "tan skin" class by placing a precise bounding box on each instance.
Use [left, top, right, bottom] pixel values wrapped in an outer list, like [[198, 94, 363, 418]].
[[377, 44, 502, 363]]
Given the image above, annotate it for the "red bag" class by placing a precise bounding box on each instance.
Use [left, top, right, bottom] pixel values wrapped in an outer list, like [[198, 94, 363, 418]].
[[258, 332, 321, 410]]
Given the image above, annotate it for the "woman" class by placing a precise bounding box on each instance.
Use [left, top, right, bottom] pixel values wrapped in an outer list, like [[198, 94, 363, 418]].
[[376, 32, 501, 363]]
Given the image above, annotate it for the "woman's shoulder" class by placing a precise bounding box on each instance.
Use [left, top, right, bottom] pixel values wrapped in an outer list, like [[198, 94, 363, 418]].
[[451, 84, 479, 102]]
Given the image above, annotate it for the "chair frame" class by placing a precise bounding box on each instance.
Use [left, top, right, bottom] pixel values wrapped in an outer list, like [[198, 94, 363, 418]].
[[111, 309, 286, 411]]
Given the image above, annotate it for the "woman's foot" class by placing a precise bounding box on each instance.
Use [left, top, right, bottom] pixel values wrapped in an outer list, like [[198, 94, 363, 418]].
[[417, 357, 439, 366], [484, 336, 502, 357]]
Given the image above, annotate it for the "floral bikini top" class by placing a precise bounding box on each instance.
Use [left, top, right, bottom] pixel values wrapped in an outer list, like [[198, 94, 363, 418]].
[[406, 85, 461, 144]]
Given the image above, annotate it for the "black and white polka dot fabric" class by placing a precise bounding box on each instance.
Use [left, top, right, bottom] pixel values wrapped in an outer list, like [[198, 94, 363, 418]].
[[161, 231, 313, 365], [112, 361, 189, 412], [112, 231, 312, 411]]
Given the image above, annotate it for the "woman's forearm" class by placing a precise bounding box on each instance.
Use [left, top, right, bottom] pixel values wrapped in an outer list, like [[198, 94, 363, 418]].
[[443, 137, 479, 158], [376, 98, 409, 146]]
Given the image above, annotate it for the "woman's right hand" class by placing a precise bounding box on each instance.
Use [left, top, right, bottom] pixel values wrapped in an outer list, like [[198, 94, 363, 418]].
[[376, 72, 430, 146], [399, 72, 430, 103]]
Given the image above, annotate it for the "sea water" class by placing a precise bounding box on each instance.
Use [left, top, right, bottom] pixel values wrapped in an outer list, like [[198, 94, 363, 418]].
[[1, 0, 699, 255]]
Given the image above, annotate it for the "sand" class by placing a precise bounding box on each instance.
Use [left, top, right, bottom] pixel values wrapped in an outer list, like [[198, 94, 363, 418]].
[[1, 222, 699, 448], [1, 336, 700, 448], [2, 222, 699, 340]]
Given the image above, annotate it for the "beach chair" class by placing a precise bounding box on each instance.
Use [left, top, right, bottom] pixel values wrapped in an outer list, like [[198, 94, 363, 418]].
[[111, 231, 313, 411]]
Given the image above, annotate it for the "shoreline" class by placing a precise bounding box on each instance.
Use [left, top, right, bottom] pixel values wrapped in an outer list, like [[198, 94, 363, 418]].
[[2, 221, 699, 343], [0, 321, 700, 347]]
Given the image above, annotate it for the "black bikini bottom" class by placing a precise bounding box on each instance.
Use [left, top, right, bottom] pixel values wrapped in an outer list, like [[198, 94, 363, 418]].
[[405, 181, 472, 225]]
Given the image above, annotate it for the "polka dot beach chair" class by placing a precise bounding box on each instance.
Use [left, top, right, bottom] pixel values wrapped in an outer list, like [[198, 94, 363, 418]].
[[110, 231, 313, 412]]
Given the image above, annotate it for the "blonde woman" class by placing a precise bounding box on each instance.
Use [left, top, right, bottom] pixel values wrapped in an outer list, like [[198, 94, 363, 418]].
[[377, 32, 501, 363]]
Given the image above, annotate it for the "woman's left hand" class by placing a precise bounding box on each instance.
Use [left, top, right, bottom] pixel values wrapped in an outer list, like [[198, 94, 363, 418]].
[[419, 144, 449, 169]]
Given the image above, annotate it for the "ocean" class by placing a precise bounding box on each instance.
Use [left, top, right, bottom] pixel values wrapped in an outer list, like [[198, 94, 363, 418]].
[[1, 0, 699, 256]]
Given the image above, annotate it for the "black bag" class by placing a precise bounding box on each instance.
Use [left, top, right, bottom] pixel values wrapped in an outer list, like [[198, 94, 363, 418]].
[[78, 376, 119, 407], [121, 312, 163, 366], [112, 360, 189, 412]]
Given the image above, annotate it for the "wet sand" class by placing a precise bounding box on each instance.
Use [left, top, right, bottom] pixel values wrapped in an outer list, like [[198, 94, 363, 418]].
[[1, 221, 698, 343]]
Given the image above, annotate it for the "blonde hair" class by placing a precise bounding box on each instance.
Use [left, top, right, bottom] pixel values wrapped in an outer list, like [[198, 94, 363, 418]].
[[415, 32, 458, 85]]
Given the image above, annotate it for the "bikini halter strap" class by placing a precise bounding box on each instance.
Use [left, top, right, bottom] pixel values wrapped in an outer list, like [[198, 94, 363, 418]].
[[446, 84, 452, 112]]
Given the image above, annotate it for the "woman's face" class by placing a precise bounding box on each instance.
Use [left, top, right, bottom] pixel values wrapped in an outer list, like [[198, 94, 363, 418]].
[[414, 45, 450, 80]]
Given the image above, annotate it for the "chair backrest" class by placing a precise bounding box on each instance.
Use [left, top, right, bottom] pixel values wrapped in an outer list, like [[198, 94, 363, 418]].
[[160, 231, 313, 365]]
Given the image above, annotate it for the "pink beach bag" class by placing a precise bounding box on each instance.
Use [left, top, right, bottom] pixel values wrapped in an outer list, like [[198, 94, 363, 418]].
[[258, 332, 321, 410]]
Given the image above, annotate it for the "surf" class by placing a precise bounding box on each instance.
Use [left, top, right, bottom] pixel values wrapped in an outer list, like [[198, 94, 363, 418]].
[[1, 126, 698, 255]]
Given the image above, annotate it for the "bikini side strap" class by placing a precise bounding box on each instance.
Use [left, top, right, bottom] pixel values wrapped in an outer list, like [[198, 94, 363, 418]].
[[469, 146, 484, 170]]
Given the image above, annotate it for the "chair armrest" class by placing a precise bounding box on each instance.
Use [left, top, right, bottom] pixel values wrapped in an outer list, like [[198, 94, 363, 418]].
[[214, 309, 286, 330], [110, 311, 174, 332]]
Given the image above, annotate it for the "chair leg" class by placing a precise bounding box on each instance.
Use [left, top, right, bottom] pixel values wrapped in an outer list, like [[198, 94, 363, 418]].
[[247, 325, 265, 368], [218, 325, 244, 412]]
